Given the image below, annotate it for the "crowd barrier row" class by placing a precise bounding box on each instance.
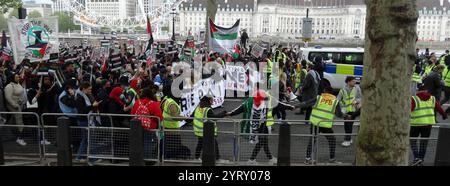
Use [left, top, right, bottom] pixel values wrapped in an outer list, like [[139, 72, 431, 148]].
[[0, 112, 448, 166]]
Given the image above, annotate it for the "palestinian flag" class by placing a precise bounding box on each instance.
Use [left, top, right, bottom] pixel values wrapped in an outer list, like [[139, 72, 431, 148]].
[[182, 36, 196, 59], [144, 39, 153, 67], [208, 18, 240, 54], [145, 15, 154, 66]]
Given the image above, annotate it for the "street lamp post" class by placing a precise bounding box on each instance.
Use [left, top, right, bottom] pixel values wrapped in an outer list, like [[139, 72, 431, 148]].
[[170, 8, 177, 41]]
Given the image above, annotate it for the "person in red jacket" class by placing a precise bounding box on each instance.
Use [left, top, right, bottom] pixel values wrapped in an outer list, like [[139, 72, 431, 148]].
[[410, 89, 447, 166], [131, 88, 163, 160]]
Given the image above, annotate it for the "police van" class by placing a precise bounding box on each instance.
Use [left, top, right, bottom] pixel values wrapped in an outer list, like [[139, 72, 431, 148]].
[[300, 46, 364, 90]]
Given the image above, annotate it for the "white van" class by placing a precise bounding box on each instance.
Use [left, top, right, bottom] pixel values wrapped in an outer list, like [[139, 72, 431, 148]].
[[300, 46, 364, 90]]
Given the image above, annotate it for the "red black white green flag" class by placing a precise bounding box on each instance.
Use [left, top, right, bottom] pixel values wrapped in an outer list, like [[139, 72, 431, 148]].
[[208, 18, 240, 54]]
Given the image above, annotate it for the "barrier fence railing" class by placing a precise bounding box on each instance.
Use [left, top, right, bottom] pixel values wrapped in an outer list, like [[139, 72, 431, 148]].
[[41, 113, 92, 165], [160, 116, 238, 166], [2, 111, 450, 166], [0, 112, 42, 166], [86, 113, 161, 166]]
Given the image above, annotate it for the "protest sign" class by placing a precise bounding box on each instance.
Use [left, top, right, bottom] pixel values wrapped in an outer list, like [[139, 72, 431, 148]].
[[8, 17, 59, 64], [251, 44, 264, 58], [225, 65, 247, 92]]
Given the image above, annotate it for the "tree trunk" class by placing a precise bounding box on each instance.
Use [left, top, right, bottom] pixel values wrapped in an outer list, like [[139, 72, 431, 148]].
[[356, 0, 418, 166], [205, 0, 218, 48]]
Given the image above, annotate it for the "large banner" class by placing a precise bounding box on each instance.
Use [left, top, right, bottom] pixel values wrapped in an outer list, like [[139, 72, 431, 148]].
[[208, 18, 240, 54], [225, 65, 248, 92], [8, 17, 59, 65], [179, 78, 225, 127]]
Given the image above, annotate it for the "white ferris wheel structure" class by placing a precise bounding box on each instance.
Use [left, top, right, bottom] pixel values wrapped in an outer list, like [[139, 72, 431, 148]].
[[58, 0, 190, 34]]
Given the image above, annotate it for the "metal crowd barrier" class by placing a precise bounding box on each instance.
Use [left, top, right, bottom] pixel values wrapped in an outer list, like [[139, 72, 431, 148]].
[[86, 113, 160, 166], [160, 117, 237, 166], [3, 111, 450, 166], [0, 112, 42, 166], [41, 113, 92, 165]]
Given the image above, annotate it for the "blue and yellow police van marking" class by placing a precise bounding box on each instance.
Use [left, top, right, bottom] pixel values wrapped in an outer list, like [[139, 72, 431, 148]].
[[325, 64, 363, 76]]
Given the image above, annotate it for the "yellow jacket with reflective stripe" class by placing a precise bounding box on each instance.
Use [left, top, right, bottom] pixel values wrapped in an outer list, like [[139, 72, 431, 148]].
[[440, 54, 448, 65], [411, 96, 436, 126], [424, 64, 436, 75], [412, 73, 422, 83], [294, 69, 307, 89], [162, 97, 181, 129], [339, 87, 356, 113], [310, 93, 339, 128], [193, 107, 218, 137], [273, 50, 286, 63], [442, 67, 450, 87], [412, 64, 422, 83], [265, 58, 273, 74]]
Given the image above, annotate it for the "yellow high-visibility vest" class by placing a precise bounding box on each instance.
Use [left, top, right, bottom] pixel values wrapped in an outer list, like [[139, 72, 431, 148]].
[[310, 94, 339, 128], [411, 96, 436, 126], [162, 97, 181, 129], [193, 107, 217, 137]]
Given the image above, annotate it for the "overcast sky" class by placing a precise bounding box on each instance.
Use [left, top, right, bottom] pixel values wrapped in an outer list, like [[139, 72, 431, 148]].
[[24, 0, 53, 4]]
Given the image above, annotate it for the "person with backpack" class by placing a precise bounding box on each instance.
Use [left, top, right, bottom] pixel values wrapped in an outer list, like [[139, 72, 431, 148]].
[[296, 62, 321, 123], [313, 56, 326, 94], [131, 88, 163, 161]]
